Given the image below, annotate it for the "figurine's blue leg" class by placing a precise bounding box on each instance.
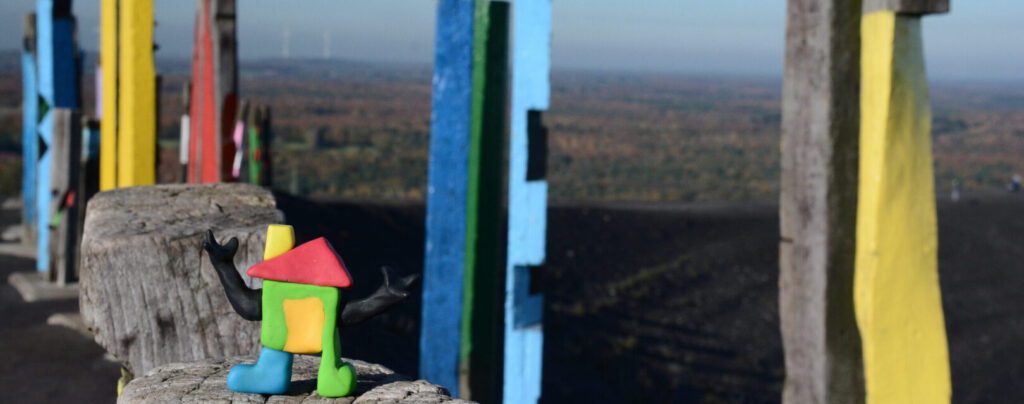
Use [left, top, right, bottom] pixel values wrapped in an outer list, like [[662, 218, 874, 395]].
[[227, 346, 293, 394]]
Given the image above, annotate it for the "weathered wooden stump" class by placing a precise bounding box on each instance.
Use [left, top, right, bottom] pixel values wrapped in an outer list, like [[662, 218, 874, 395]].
[[119, 356, 473, 404], [79, 183, 283, 377]]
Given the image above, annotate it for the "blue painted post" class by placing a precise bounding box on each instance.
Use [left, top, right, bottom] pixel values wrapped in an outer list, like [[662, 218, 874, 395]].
[[21, 13, 38, 245], [35, 0, 79, 272], [421, 0, 476, 396], [504, 0, 551, 403]]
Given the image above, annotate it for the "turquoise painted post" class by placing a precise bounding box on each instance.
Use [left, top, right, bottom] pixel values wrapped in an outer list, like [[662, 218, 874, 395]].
[[421, 0, 475, 396], [504, 0, 550, 403], [35, 0, 79, 272], [21, 13, 38, 245]]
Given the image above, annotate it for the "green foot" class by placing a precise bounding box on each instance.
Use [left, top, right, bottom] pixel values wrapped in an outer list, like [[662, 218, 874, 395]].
[[317, 361, 356, 397]]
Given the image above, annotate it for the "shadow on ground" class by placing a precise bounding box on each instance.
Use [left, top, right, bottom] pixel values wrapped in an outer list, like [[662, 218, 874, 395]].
[[1, 192, 1019, 403], [277, 192, 1024, 403]]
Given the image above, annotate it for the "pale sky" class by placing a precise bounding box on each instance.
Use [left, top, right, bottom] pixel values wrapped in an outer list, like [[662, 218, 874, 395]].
[[0, 1, 1021, 81]]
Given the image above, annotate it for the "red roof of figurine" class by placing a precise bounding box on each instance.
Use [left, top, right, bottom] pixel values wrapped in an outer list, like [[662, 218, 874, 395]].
[[247, 237, 353, 288]]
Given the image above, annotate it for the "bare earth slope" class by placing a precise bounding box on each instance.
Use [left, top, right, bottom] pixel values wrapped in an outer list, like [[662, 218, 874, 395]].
[[276, 192, 1024, 403], [0, 192, 1021, 403]]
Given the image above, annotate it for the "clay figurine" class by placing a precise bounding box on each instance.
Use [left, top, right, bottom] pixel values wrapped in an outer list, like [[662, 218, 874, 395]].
[[204, 225, 418, 397]]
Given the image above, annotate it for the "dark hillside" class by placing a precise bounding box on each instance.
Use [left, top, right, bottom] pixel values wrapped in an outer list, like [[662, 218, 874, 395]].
[[270, 192, 1024, 403]]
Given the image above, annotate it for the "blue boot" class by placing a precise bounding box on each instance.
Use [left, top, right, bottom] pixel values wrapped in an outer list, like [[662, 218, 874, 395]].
[[227, 346, 294, 394]]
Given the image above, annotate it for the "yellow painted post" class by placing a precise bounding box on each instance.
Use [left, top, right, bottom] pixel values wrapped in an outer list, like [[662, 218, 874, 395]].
[[116, 0, 155, 187], [856, 8, 950, 404], [99, 0, 117, 190]]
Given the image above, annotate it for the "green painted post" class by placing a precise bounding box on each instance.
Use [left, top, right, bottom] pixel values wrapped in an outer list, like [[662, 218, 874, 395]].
[[461, 1, 509, 401]]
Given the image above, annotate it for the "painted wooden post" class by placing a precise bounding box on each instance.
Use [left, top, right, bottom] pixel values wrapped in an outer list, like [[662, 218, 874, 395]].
[[80, 117, 100, 220], [856, 1, 950, 403], [180, 82, 191, 182], [503, 0, 550, 402], [21, 13, 38, 245], [35, 0, 80, 272], [99, 0, 117, 190], [779, 1, 863, 403], [421, 1, 508, 399], [230, 100, 249, 180], [48, 108, 81, 285], [421, 0, 476, 395], [188, 0, 215, 183], [461, 2, 508, 401], [189, 0, 237, 184], [116, 0, 156, 187], [213, 0, 238, 182], [247, 105, 273, 186]]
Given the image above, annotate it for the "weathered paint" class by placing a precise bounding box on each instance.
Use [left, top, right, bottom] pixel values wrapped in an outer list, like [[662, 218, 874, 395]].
[[231, 101, 248, 179], [246, 107, 262, 184], [855, 11, 951, 404], [36, 0, 79, 272], [460, 1, 508, 401], [99, 0, 117, 190], [21, 13, 38, 244], [188, 0, 237, 183], [116, 0, 155, 187], [504, 0, 550, 402], [189, 0, 218, 183], [213, 0, 238, 182], [421, 0, 475, 396]]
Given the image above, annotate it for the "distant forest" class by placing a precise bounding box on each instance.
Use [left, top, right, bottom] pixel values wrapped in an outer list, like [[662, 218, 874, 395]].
[[0, 53, 1023, 202]]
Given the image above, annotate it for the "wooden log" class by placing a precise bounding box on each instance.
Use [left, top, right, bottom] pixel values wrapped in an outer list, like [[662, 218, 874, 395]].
[[855, 10, 951, 404], [863, 0, 948, 15], [117, 0, 156, 187], [503, 1, 550, 403], [21, 12, 38, 244], [779, 1, 863, 403], [79, 183, 283, 377], [118, 356, 473, 404]]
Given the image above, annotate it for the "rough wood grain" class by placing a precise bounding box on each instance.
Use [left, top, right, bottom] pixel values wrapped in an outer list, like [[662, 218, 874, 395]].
[[119, 356, 474, 404], [863, 0, 948, 15], [79, 183, 283, 376], [21, 12, 38, 244], [779, 0, 863, 403], [48, 108, 81, 285]]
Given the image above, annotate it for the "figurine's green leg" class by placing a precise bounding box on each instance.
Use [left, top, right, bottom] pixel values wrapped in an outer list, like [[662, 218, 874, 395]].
[[316, 332, 356, 397]]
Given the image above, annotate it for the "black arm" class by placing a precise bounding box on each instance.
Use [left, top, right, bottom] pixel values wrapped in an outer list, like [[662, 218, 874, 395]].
[[203, 230, 262, 321], [339, 267, 419, 328]]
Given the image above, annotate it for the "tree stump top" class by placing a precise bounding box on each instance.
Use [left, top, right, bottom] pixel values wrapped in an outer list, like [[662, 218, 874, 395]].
[[118, 356, 474, 404], [84, 183, 278, 245]]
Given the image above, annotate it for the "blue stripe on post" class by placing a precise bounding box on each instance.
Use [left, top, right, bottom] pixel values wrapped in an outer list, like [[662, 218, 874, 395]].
[[504, 0, 551, 403], [35, 0, 78, 272], [22, 45, 37, 241], [36, 0, 54, 272], [420, 0, 476, 396]]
